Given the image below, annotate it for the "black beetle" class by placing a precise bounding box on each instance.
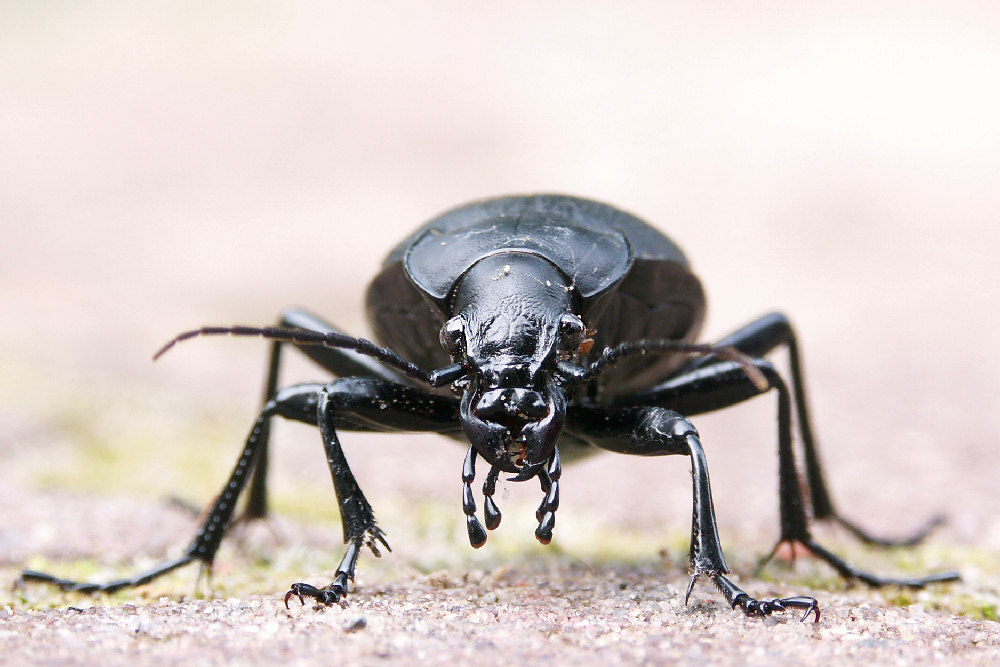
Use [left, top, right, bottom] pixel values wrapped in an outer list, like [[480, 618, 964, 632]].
[[23, 194, 958, 620]]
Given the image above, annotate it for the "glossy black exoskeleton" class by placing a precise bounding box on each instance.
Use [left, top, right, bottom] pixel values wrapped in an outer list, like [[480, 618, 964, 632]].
[[23, 194, 958, 621]]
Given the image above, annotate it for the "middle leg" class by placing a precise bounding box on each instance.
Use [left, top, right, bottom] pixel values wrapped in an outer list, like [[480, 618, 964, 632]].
[[681, 312, 942, 546]]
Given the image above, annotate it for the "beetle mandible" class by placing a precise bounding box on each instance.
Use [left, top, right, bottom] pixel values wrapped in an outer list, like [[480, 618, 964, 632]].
[[23, 194, 959, 620]]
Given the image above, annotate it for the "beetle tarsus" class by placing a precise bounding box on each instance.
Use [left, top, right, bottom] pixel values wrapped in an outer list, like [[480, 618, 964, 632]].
[[284, 581, 348, 608], [21, 554, 197, 595], [730, 592, 821, 623], [795, 538, 960, 588], [705, 571, 820, 622]]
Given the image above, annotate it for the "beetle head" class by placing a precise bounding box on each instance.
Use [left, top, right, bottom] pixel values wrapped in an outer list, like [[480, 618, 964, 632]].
[[443, 253, 583, 479]]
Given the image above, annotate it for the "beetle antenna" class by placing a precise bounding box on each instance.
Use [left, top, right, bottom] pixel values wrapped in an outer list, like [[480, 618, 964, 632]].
[[568, 340, 769, 392], [153, 325, 437, 386]]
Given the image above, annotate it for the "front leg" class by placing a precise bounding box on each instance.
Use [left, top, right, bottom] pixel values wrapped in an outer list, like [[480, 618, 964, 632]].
[[569, 404, 819, 621], [284, 378, 460, 606]]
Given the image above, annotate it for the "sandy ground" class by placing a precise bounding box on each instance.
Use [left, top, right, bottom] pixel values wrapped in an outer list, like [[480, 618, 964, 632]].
[[2, 2, 1000, 664]]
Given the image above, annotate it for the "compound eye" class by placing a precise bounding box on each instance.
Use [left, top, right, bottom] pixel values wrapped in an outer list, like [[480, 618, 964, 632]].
[[439, 317, 466, 359], [558, 313, 586, 353]]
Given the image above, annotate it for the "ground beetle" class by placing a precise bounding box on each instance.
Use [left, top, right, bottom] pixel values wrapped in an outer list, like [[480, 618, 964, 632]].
[[23, 194, 959, 620]]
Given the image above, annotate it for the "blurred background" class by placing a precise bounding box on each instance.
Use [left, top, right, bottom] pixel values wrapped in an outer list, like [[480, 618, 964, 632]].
[[2, 2, 999, 587]]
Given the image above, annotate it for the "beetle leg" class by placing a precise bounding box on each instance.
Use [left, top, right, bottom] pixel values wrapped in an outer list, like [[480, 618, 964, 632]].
[[702, 575, 820, 622], [567, 404, 818, 620], [615, 358, 959, 589], [21, 557, 196, 595], [283, 382, 406, 606], [683, 312, 943, 547], [686, 427, 817, 622], [317, 385, 391, 559], [246, 308, 412, 521], [21, 383, 326, 596], [275, 378, 459, 606], [284, 541, 361, 608]]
